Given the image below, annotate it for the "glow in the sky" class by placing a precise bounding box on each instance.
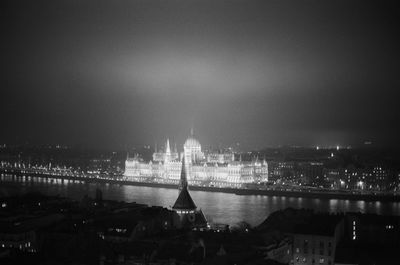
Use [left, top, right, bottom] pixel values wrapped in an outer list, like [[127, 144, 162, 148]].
[[1, 0, 399, 149]]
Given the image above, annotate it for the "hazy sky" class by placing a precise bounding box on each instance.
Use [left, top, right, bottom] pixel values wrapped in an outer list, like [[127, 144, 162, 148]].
[[1, 0, 399, 150]]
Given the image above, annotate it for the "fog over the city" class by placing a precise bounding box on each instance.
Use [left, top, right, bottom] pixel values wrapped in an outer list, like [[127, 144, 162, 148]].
[[2, 0, 399, 149]]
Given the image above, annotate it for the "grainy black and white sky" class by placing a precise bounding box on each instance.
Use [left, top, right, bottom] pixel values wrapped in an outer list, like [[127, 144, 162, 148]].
[[1, 0, 399, 150]]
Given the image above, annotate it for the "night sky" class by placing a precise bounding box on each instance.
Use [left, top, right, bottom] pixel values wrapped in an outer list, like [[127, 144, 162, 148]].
[[1, 0, 400, 150]]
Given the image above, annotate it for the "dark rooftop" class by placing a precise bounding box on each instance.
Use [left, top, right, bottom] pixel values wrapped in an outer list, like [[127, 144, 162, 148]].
[[172, 188, 197, 210], [257, 208, 344, 237], [292, 214, 343, 236]]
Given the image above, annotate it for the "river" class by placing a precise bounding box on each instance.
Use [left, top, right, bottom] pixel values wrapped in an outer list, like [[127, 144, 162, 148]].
[[1, 174, 400, 226]]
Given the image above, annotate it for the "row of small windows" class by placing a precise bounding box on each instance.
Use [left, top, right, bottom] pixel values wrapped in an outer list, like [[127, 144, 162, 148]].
[[296, 247, 331, 256], [298, 240, 332, 249], [295, 256, 331, 264]]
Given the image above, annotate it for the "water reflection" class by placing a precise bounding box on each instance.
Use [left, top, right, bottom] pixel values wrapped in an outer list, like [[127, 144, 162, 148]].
[[356, 200, 365, 213], [1, 175, 400, 226]]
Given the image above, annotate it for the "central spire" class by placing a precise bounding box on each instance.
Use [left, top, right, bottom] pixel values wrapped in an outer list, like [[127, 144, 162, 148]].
[[166, 138, 171, 155], [179, 157, 188, 191], [173, 156, 197, 210]]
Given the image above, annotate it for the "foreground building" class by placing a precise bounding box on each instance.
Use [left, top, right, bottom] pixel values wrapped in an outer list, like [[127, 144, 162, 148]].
[[172, 157, 207, 229], [291, 215, 344, 265], [124, 130, 268, 187]]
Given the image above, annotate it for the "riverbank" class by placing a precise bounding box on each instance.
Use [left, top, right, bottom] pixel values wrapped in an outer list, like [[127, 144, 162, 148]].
[[2, 169, 400, 202]]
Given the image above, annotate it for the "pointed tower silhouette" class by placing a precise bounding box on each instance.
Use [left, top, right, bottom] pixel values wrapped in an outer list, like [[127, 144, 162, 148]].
[[176, 157, 191, 195], [172, 157, 207, 229]]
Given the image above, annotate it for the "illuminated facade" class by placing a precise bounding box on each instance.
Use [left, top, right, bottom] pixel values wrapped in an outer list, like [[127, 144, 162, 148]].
[[124, 131, 268, 187]]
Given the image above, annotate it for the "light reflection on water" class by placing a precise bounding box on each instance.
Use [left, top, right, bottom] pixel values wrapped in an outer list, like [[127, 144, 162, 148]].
[[1, 174, 400, 226]]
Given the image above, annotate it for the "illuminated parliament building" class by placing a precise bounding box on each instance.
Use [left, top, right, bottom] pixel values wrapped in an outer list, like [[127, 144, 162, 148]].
[[124, 130, 268, 187]]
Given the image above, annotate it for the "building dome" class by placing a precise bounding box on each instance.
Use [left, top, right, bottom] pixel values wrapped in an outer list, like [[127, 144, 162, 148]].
[[184, 137, 201, 149], [183, 128, 203, 163]]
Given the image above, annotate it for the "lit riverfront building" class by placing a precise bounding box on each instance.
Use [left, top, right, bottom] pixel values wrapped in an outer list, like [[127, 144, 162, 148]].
[[124, 130, 268, 187]]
